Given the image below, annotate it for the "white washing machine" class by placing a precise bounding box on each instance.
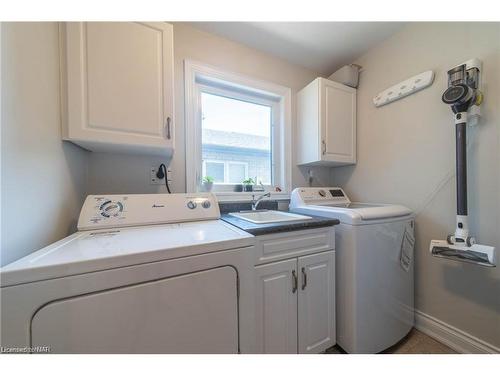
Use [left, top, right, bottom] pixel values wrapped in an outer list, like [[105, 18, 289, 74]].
[[290, 187, 415, 353], [0, 193, 256, 354]]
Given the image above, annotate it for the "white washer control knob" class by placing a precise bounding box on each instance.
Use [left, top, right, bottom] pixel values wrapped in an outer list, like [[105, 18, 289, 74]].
[[202, 200, 211, 209], [187, 201, 197, 209], [318, 190, 326, 197], [100, 200, 123, 218]]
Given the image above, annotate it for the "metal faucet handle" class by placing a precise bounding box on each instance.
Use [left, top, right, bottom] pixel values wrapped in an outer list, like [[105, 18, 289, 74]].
[[251, 192, 271, 210]]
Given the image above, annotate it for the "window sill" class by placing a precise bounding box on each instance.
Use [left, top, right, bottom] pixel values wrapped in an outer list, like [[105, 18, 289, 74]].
[[213, 191, 290, 203]]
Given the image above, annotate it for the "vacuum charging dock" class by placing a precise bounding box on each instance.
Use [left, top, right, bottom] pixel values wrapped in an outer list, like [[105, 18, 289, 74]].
[[429, 58, 496, 267]]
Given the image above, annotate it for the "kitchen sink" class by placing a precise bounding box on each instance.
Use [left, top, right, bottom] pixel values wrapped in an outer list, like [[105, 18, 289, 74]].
[[228, 210, 312, 224]]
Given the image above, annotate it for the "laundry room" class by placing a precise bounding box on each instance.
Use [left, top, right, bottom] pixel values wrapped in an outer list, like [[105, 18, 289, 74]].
[[1, 1, 499, 373]]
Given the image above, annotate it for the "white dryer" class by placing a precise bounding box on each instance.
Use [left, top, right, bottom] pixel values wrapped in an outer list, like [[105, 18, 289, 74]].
[[290, 187, 414, 353], [0, 193, 255, 354]]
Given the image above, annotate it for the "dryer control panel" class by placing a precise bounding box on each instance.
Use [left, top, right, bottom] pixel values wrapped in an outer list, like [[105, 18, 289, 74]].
[[290, 187, 351, 207], [78, 193, 221, 231]]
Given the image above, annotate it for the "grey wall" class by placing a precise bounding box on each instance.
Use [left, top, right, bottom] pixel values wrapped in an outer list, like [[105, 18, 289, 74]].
[[1, 23, 88, 266], [331, 23, 500, 347], [87, 23, 331, 195]]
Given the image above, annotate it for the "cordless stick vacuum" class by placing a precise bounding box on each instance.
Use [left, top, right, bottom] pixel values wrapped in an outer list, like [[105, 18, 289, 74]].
[[430, 59, 496, 267]]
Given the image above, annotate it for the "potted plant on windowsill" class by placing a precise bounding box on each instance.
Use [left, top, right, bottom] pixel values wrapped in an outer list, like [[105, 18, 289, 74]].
[[242, 178, 255, 192], [202, 176, 214, 192]]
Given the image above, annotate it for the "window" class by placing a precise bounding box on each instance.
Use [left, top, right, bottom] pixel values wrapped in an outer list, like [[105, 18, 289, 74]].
[[227, 162, 248, 183], [185, 60, 292, 196], [203, 160, 249, 184], [201, 90, 274, 187], [204, 161, 225, 183]]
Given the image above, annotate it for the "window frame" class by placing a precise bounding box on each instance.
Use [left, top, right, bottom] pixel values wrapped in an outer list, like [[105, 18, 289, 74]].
[[184, 60, 292, 200]]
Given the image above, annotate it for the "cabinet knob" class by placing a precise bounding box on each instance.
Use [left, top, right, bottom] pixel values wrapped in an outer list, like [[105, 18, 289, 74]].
[[301, 267, 307, 290], [321, 139, 326, 155], [165, 117, 171, 139]]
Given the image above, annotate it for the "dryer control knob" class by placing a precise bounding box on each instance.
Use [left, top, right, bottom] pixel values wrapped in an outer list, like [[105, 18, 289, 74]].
[[187, 201, 197, 209], [318, 190, 326, 197], [202, 200, 211, 209]]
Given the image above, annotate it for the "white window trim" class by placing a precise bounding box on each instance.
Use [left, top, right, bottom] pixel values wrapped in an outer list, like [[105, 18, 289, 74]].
[[184, 60, 292, 201]]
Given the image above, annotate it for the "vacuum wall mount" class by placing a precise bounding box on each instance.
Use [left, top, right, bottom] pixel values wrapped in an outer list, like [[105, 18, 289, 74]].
[[430, 59, 496, 267]]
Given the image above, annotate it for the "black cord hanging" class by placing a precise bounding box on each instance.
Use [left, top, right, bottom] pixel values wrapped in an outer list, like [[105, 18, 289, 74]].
[[156, 163, 171, 194]]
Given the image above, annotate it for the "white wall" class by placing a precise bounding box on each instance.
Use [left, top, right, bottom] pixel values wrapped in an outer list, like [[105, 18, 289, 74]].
[[331, 23, 500, 347], [87, 23, 331, 195], [1, 22, 88, 266]]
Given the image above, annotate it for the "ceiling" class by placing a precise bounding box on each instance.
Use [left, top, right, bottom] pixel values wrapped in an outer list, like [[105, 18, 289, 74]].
[[189, 22, 406, 75]]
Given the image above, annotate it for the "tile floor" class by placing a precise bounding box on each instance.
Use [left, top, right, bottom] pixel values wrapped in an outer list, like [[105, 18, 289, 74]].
[[325, 328, 457, 354]]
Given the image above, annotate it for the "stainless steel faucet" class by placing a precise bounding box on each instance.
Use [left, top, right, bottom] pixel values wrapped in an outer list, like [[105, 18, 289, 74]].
[[252, 192, 271, 211]]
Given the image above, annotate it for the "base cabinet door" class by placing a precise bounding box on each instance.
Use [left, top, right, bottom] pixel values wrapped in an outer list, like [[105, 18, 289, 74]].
[[298, 251, 336, 353], [254, 259, 298, 353]]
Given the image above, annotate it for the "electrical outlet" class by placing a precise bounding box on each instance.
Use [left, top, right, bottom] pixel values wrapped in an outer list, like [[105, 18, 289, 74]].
[[150, 166, 173, 185], [150, 167, 163, 185]]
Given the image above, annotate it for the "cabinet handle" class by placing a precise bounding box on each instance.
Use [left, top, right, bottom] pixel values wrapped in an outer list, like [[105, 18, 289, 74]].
[[301, 267, 307, 290], [165, 117, 171, 139], [321, 140, 326, 155], [292, 270, 298, 293]]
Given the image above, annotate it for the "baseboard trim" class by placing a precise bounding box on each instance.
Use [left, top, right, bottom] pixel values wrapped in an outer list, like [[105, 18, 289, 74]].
[[415, 310, 500, 354]]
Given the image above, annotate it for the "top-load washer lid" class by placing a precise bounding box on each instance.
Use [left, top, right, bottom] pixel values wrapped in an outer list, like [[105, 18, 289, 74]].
[[302, 203, 412, 224], [289, 187, 413, 225], [0, 220, 254, 287]]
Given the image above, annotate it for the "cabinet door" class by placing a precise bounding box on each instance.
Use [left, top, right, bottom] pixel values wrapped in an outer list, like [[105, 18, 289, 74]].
[[298, 251, 335, 353], [254, 259, 298, 353], [63, 22, 174, 155], [320, 78, 356, 164]]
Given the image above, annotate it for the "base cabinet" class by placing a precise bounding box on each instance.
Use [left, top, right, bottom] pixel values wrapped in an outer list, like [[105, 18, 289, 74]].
[[255, 251, 335, 354]]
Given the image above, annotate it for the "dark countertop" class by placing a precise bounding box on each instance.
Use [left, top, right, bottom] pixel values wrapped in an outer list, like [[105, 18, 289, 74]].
[[221, 211, 340, 236]]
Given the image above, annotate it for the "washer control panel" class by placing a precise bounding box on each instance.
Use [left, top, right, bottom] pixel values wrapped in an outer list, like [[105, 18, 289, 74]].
[[290, 187, 351, 207], [78, 193, 220, 231]]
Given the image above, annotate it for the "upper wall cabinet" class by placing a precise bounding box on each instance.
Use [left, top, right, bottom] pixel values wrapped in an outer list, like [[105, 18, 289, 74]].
[[60, 22, 174, 156], [296, 78, 356, 166]]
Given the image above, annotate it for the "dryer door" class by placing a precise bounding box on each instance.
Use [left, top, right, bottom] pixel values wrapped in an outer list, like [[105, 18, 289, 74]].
[[31, 266, 239, 353]]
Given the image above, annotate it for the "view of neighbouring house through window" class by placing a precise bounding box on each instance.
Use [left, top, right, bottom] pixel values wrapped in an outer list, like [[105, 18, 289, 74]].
[[201, 91, 272, 187]]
